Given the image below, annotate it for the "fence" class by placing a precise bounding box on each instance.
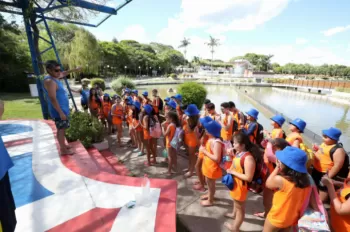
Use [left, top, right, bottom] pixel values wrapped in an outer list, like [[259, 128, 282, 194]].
[[243, 91, 323, 144], [275, 79, 350, 90]]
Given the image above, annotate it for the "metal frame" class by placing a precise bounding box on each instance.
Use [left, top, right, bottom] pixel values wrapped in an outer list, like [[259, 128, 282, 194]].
[[0, 0, 133, 119]]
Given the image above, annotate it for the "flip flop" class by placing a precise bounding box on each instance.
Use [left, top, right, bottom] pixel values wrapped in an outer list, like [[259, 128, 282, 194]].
[[253, 212, 265, 218], [133, 148, 140, 152], [200, 200, 213, 207], [184, 172, 193, 178]]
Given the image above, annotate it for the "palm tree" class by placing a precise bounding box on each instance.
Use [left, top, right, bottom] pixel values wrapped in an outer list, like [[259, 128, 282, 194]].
[[179, 37, 191, 65], [205, 35, 220, 72]]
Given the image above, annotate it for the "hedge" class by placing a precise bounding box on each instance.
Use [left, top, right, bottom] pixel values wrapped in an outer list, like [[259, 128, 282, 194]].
[[90, 78, 106, 90], [110, 77, 136, 95], [178, 82, 207, 109]]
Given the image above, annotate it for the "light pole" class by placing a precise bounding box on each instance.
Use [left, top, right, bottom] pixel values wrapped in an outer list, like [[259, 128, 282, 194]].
[[139, 66, 141, 76], [124, 66, 127, 77]]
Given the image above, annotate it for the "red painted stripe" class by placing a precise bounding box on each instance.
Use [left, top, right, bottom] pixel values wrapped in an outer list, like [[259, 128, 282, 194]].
[[4, 138, 33, 148], [87, 148, 117, 174], [32, 119, 177, 232], [47, 207, 121, 232], [99, 150, 130, 176]]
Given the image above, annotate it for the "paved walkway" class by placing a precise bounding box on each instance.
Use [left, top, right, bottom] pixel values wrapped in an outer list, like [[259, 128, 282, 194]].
[[107, 129, 265, 232]]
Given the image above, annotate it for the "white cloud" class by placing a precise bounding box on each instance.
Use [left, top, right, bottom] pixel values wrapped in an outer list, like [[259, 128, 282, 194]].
[[295, 38, 308, 45], [322, 25, 350, 37], [320, 40, 328, 43], [118, 25, 149, 43]]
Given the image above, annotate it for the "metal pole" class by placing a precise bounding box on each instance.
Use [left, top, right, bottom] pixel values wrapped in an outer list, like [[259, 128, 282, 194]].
[[22, 14, 49, 119]]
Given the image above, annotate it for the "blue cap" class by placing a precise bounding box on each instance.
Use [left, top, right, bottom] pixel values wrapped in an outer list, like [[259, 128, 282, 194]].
[[174, 94, 182, 100], [290, 118, 306, 133], [246, 108, 259, 120], [133, 101, 141, 110], [104, 93, 110, 97], [164, 97, 170, 102], [271, 115, 285, 127], [276, 146, 307, 173], [125, 88, 131, 93], [222, 174, 234, 190], [185, 104, 200, 116], [132, 89, 138, 94], [203, 120, 221, 138], [142, 91, 148, 96], [322, 127, 342, 141], [166, 100, 177, 109], [143, 104, 153, 115], [126, 96, 133, 102], [199, 116, 213, 126]]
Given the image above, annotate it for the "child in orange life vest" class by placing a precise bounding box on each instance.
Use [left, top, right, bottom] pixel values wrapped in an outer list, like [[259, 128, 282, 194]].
[[243, 108, 259, 144], [142, 91, 152, 106], [131, 101, 144, 155], [183, 104, 200, 178], [172, 94, 183, 124], [141, 104, 159, 166], [193, 116, 212, 192], [312, 127, 347, 203], [162, 111, 180, 176], [126, 99, 137, 148], [152, 89, 160, 116], [89, 88, 102, 118], [228, 101, 245, 135], [102, 93, 112, 134], [111, 95, 124, 147], [199, 120, 223, 207], [255, 138, 290, 219], [202, 99, 211, 117], [205, 102, 221, 122], [162, 99, 176, 149], [224, 133, 259, 231], [131, 89, 142, 103], [321, 176, 350, 232], [263, 147, 311, 232], [286, 118, 306, 148], [220, 102, 234, 142]]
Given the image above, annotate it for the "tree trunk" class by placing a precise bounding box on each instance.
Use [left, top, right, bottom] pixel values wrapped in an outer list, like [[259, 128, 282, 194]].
[[30, 14, 44, 74]]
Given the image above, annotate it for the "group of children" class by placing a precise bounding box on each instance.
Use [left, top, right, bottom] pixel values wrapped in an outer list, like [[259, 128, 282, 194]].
[[82, 85, 350, 232]]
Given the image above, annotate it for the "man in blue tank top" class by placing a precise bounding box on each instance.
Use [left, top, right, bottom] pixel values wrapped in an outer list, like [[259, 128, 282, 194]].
[[43, 60, 81, 155]]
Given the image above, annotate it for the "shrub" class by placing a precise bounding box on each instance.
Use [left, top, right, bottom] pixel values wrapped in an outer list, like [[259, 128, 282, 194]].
[[65, 111, 104, 148], [169, 73, 177, 78], [178, 82, 207, 109], [335, 87, 350, 93], [81, 78, 91, 86], [90, 78, 106, 90], [110, 77, 136, 95]]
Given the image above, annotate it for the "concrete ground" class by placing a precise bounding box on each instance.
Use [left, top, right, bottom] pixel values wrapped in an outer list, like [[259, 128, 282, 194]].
[[107, 128, 265, 232]]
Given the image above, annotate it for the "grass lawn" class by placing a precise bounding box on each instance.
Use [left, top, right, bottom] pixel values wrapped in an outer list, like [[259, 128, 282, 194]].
[[1, 93, 43, 119]]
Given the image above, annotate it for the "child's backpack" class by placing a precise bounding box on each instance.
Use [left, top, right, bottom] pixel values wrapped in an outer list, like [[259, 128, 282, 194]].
[[211, 139, 233, 170], [170, 127, 184, 150], [254, 123, 264, 146], [299, 143, 315, 169], [240, 151, 269, 194], [330, 143, 350, 179], [149, 116, 161, 138], [158, 98, 164, 111]]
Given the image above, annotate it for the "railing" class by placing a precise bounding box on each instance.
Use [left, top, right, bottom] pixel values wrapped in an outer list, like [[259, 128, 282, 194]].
[[242, 91, 323, 144], [271, 79, 350, 90]]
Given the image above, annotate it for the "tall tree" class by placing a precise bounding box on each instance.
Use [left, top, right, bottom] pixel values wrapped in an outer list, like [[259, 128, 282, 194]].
[[178, 37, 190, 65], [205, 35, 220, 71]]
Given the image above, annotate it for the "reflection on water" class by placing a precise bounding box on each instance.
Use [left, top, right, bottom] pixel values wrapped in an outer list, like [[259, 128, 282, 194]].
[[139, 85, 350, 150]]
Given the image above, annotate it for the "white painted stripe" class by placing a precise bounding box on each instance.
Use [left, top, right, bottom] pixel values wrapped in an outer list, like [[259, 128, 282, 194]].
[[7, 143, 34, 157]]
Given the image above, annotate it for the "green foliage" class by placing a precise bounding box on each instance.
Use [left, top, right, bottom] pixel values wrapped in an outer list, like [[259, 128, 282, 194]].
[[0, 15, 32, 92], [169, 73, 177, 78], [335, 87, 350, 93], [90, 78, 106, 90], [178, 82, 207, 109], [65, 111, 104, 148], [230, 53, 273, 72], [111, 77, 136, 95]]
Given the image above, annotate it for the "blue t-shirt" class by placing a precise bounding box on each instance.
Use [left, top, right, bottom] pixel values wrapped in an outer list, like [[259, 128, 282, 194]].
[[0, 136, 14, 180], [81, 89, 89, 104], [43, 76, 70, 119]]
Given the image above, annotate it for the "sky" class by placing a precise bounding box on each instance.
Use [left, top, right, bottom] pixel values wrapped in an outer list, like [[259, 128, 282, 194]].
[[3, 0, 350, 65]]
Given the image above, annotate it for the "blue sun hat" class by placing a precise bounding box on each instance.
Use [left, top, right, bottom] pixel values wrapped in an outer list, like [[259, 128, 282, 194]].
[[271, 115, 285, 127], [132, 89, 138, 94], [185, 104, 200, 116], [222, 173, 234, 190], [125, 88, 131, 93], [174, 94, 182, 100], [126, 96, 133, 102], [164, 97, 170, 102], [290, 118, 306, 133], [133, 101, 141, 110], [322, 127, 342, 141], [199, 116, 213, 126], [203, 120, 222, 138], [246, 108, 259, 120], [142, 91, 148, 97], [276, 146, 307, 173], [143, 104, 153, 115], [103, 93, 110, 98], [166, 100, 177, 109], [127, 100, 134, 105]]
